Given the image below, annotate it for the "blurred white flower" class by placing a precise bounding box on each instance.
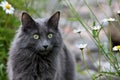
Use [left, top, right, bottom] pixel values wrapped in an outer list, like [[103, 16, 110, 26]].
[[107, 18, 116, 22], [92, 25, 101, 31], [76, 43, 87, 50], [73, 29, 81, 34], [117, 10, 120, 14], [102, 18, 116, 23], [113, 45, 120, 51], [0, 0, 15, 14]]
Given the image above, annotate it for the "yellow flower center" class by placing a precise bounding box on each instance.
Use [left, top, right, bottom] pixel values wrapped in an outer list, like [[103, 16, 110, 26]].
[[5, 3, 11, 9], [116, 45, 120, 49]]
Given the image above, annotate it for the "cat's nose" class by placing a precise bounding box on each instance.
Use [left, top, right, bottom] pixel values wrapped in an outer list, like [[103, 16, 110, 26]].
[[43, 45, 48, 49]]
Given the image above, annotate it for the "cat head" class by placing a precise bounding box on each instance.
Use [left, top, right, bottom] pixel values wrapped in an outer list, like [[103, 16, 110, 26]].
[[17, 11, 63, 55]]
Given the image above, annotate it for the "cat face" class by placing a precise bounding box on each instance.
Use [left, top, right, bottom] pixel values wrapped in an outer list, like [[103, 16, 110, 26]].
[[17, 11, 62, 55]]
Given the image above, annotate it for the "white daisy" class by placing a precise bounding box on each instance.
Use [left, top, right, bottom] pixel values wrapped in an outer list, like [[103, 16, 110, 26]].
[[107, 18, 116, 22], [102, 18, 116, 23], [0, 0, 15, 14], [92, 25, 101, 31], [117, 10, 120, 14], [113, 45, 120, 51], [76, 43, 87, 50]]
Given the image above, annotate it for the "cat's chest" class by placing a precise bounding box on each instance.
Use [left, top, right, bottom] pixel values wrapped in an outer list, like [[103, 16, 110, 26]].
[[14, 55, 56, 75], [30, 56, 56, 79], [31, 57, 52, 73]]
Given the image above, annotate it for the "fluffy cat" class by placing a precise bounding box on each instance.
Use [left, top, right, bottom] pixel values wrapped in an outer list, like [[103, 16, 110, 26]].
[[7, 11, 76, 80]]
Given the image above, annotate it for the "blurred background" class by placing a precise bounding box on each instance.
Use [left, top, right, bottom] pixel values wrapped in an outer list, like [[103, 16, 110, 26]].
[[0, 0, 120, 80]]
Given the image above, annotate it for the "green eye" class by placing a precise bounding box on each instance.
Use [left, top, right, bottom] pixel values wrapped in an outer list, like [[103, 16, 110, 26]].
[[33, 34, 40, 39], [48, 33, 53, 39]]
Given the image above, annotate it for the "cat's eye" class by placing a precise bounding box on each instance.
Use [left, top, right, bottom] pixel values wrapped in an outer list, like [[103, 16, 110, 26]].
[[48, 33, 53, 39], [33, 34, 40, 39]]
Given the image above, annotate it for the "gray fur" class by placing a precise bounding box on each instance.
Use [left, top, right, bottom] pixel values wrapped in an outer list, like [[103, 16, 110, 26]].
[[7, 11, 76, 80]]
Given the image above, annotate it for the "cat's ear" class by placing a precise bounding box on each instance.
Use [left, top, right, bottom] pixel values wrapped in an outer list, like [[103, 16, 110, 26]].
[[21, 12, 35, 32], [47, 11, 60, 30], [21, 12, 35, 26]]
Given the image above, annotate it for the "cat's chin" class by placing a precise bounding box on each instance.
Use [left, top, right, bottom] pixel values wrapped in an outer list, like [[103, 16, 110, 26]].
[[39, 50, 50, 55]]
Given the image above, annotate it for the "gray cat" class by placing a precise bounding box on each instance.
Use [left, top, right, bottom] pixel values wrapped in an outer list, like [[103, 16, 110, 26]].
[[7, 11, 76, 80]]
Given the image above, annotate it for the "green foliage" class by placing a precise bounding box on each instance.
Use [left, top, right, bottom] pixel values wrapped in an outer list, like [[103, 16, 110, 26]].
[[0, 64, 7, 80], [0, 3, 19, 80]]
